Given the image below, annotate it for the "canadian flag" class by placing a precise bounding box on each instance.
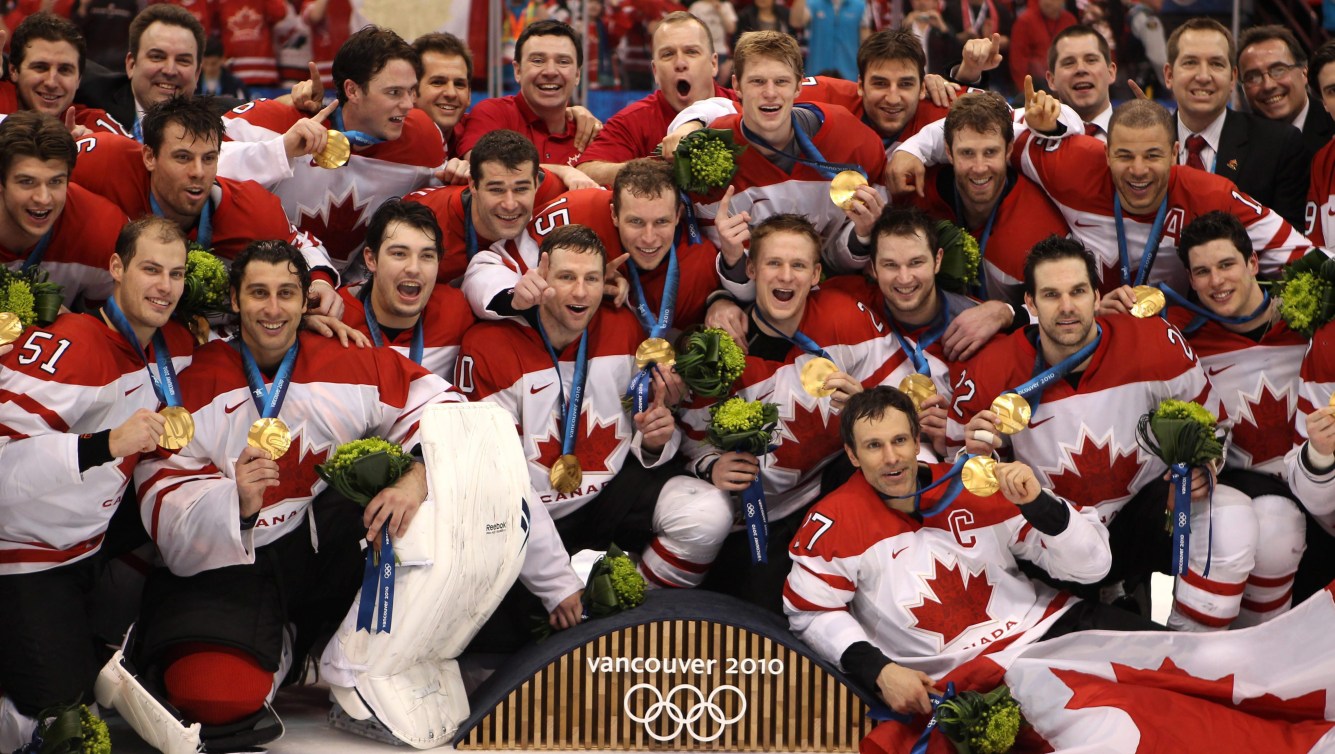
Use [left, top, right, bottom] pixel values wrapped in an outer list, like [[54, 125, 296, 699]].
[[863, 584, 1335, 753]]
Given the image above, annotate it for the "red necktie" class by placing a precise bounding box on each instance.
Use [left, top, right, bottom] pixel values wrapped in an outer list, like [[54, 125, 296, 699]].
[[1084, 122, 1099, 137], [1185, 134, 1207, 171]]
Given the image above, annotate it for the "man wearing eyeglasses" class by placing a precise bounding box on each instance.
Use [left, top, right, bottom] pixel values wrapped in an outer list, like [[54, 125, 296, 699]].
[[1238, 25, 1335, 161]]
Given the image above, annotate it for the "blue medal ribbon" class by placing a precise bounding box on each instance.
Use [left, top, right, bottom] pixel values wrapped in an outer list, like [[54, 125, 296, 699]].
[[741, 463, 771, 564], [357, 526, 396, 633], [535, 318, 590, 464], [331, 107, 387, 148], [886, 296, 952, 376], [882, 454, 974, 517], [908, 683, 958, 754], [679, 190, 702, 244], [752, 307, 832, 359], [1156, 283, 1271, 334], [625, 234, 680, 413], [359, 284, 425, 364], [1113, 193, 1168, 287], [1169, 462, 1191, 577], [103, 296, 182, 408], [461, 191, 480, 259], [741, 106, 866, 180], [238, 338, 298, 419], [950, 171, 1013, 301], [1006, 324, 1103, 412], [150, 191, 213, 250], [19, 230, 53, 272]]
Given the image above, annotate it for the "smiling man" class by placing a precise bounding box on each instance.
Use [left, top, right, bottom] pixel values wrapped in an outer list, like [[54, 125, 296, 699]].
[[1238, 25, 1335, 160], [0, 13, 132, 136], [412, 32, 473, 153], [1045, 24, 1117, 140]]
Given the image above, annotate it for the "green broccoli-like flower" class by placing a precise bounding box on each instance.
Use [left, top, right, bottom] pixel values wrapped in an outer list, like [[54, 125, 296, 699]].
[[315, 437, 415, 507], [80, 705, 112, 754], [323, 437, 412, 474], [1154, 399, 1217, 430], [710, 397, 767, 433], [714, 329, 746, 384], [937, 686, 1023, 754], [934, 220, 982, 293], [673, 128, 745, 195], [1279, 271, 1331, 337], [180, 248, 230, 317], [608, 554, 645, 607], [0, 274, 37, 328]]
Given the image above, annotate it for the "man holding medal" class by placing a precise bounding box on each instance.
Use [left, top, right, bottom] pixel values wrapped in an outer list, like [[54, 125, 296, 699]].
[[0, 216, 195, 751], [785, 387, 1132, 715], [337, 199, 474, 379], [947, 236, 1260, 631], [128, 240, 459, 749]]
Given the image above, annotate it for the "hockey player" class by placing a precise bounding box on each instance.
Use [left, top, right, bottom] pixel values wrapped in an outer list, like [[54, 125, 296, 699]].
[[0, 111, 128, 309], [223, 25, 446, 268], [404, 130, 566, 284], [412, 32, 472, 153], [0, 216, 194, 750], [71, 96, 344, 317], [0, 13, 132, 136], [125, 240, 460, 749], [338, 199, 474, 379], [948, 236, 1259, 631], [785, 387, 1127, 713], [457, 224, 733, 633]]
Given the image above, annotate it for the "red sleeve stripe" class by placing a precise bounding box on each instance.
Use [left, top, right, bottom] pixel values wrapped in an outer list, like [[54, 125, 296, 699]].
[[142, 464, 223, 540], [0, 423, 30, 440], [0, 390, 70, 432], [796, 561, 855, 592], [781, 582, 843, 613], [0, 534, 103, 564]]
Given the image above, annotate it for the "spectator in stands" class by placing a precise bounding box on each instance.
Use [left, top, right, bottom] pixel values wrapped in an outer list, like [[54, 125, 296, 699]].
[[806, 0, 867, 79], [734, 0, 809, 51], [302, 0, 353, 89], [215, 0, 289, 89], [71, 0, 137, 70], [688, 0, 737, 83], [1008, 0, 1074, 91], [901, 0, 963, 77], [1238, 25, 1335, 160], [196, 37, 248, 99], [942, 0, 1011, 92]]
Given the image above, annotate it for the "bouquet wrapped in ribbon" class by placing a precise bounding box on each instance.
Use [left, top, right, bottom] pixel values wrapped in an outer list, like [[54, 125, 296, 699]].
[[316, 437, 415, 633], [0, 266, 64, 328], [708, 397, 780, 563], [14, 703, 111, 754], [675, 327, 746, 399], [935, 685, 1024, 754], [1275, 249, 1335, 337], [934, 220, 981, 295], [584, 543, 647, 619], [176, 245, 230, 343], [672, 128, 746, 195], [1136, 399, 1225, 576]]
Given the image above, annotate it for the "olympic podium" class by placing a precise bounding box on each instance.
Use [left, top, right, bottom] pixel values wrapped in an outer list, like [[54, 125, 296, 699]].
[[455, 590, 878, 751]]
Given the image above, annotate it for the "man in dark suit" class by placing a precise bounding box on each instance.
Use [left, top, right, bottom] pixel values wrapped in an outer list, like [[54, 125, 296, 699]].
[[1238, 25, 1335, 161], [1163, 18, 1308, 230]]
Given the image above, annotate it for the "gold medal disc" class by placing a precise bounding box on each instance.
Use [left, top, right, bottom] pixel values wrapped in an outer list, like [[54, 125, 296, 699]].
[[247, 417, 292, 460], [1329, 393, 1335, 409], [898, 373, 938, 411], [1130, 285, 1166, 318], [990, 392, 1032, 435], [961, 456, 1000, 497], [801, 357, 839, 397], [634, 337, 677, 370], [313, 130, 351, 169], [549, 453, 583, 494], [158, 406, 195, 450], [0, 312, 21, 346], [829, 170, 869, 210]]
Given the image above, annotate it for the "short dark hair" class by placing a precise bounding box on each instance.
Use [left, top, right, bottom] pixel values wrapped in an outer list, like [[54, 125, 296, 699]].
[[840, 386, 920, 450], [1108, 98, 1175, 144], [1237, 24, 1305, 67], [0, 110, 77, 183], [943, 90, 1014, 150], [413, 31, 473, 79], [1047, 24, 1110, 72], [1166, 17, 1234, 67], [1177, 210, 1254, 267], [612, 159, 679, 215], [870, 205, 938, 263], [10, 12, 86, 75], [515, 19, 583, 70], [365, 198, 443, 258], [128, 4, 204, 61], [1313, 40, 1335, 85], [333, 26, 422, 106], [750, 214, 822, 265], [468, 129, 540, 182], [115, 215, 187, 265], [142, 95, 223, 154], [230, 240, 312, 299], [857, 28, 925, 82], [1023, 235, 1099, 297], [540, 223, 606, 265]]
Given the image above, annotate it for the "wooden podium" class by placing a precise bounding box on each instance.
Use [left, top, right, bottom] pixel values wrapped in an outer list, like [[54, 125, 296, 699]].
[[456, 590, 877, 751]]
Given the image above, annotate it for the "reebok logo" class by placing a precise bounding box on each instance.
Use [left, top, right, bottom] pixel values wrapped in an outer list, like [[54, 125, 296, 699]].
[[224, 400, 249, 414], [530, 383, 551, 394]]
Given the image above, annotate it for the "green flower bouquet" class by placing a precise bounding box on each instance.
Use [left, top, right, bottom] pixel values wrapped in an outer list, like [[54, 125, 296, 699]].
[[584, 543, 646, 619], [935, 220, 981, 295], [707, 397, 780, 455], [14, 703, 111, 754], [316, 437, 415, 507], [935, 685, 1024, 754], [0, 266, 38, 328], [1276, 249, 1335, 337], [675, 327, 746, 398], [179, 245, 229, 318], [672, 128, 746, 195], [1136, 399, 1225, 469]]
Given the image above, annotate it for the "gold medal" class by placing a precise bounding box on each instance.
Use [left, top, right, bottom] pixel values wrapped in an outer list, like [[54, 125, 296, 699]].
[[961, 456, 1000, 497], [800, 356, 839, 397], [990, 392, 1032, 435], [898, 373, 938, 412], [634, 337, 676, 370], [1130, 285, 1166, 318], [549, 453, 583, 494], [247, 417, 292, 460], [158, 406, 195, 450], [829, 170, 868, 210], [0, 312, 21, 346], [1328, 392, 1335, 410], [312, 130, 351, 169]]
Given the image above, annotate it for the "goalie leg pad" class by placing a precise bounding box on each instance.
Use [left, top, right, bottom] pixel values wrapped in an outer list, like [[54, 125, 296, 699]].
[[94, 649, 203, 754], [640, 476, 733, 589], [0, 695, 37, 753]]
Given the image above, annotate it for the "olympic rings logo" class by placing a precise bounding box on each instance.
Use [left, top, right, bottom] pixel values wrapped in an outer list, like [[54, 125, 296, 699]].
[[623, 683, 747, 743]]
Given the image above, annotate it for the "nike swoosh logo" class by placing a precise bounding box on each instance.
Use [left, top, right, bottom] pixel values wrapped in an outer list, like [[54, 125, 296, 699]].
[[891, 547, 909, 559], [124, 385, 142, 396], [530, 383, 552, 395], [1328, 207, 1335, 216], [1207, 365, 1234, 377], [1028, 416, 1055, 428], [224, 400, 248, 414], [1073, 219, 1100, 228]]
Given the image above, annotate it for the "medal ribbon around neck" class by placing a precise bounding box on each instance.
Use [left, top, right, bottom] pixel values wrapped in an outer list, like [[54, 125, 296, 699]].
[[150, 191, 213, 250], [1113, 192, 1168, 288], [332, 107, 387, 148], [535, 318, 591, 482], [741, 106, 867, 181], [19, 229, 54, 273], [881, 453, 976, 516], [951, 172, 1014, 300], [1155, 283, 1272, 334], [359, 283, 425, 365], [886, 295, 952, 376], [461, 191, 480, 259], [1008, 323, 1103, 412], [752, 307, 831, 359], [624, 232, 681, 413], [239, 337, 299, 420], [104, 295, 183, 409]]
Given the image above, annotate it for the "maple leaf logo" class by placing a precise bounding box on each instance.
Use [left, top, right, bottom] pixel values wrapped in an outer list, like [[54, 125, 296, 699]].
[[1229, 381, 1295, 468], [296, 185, 375, 267], [264, 435, 330, 508], [226, 6, 265, 42], [771, 397, 842, 474], [907, 557, 996, 649], [1045, 431, 1146, 511], [533, 412, 626, 477]]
